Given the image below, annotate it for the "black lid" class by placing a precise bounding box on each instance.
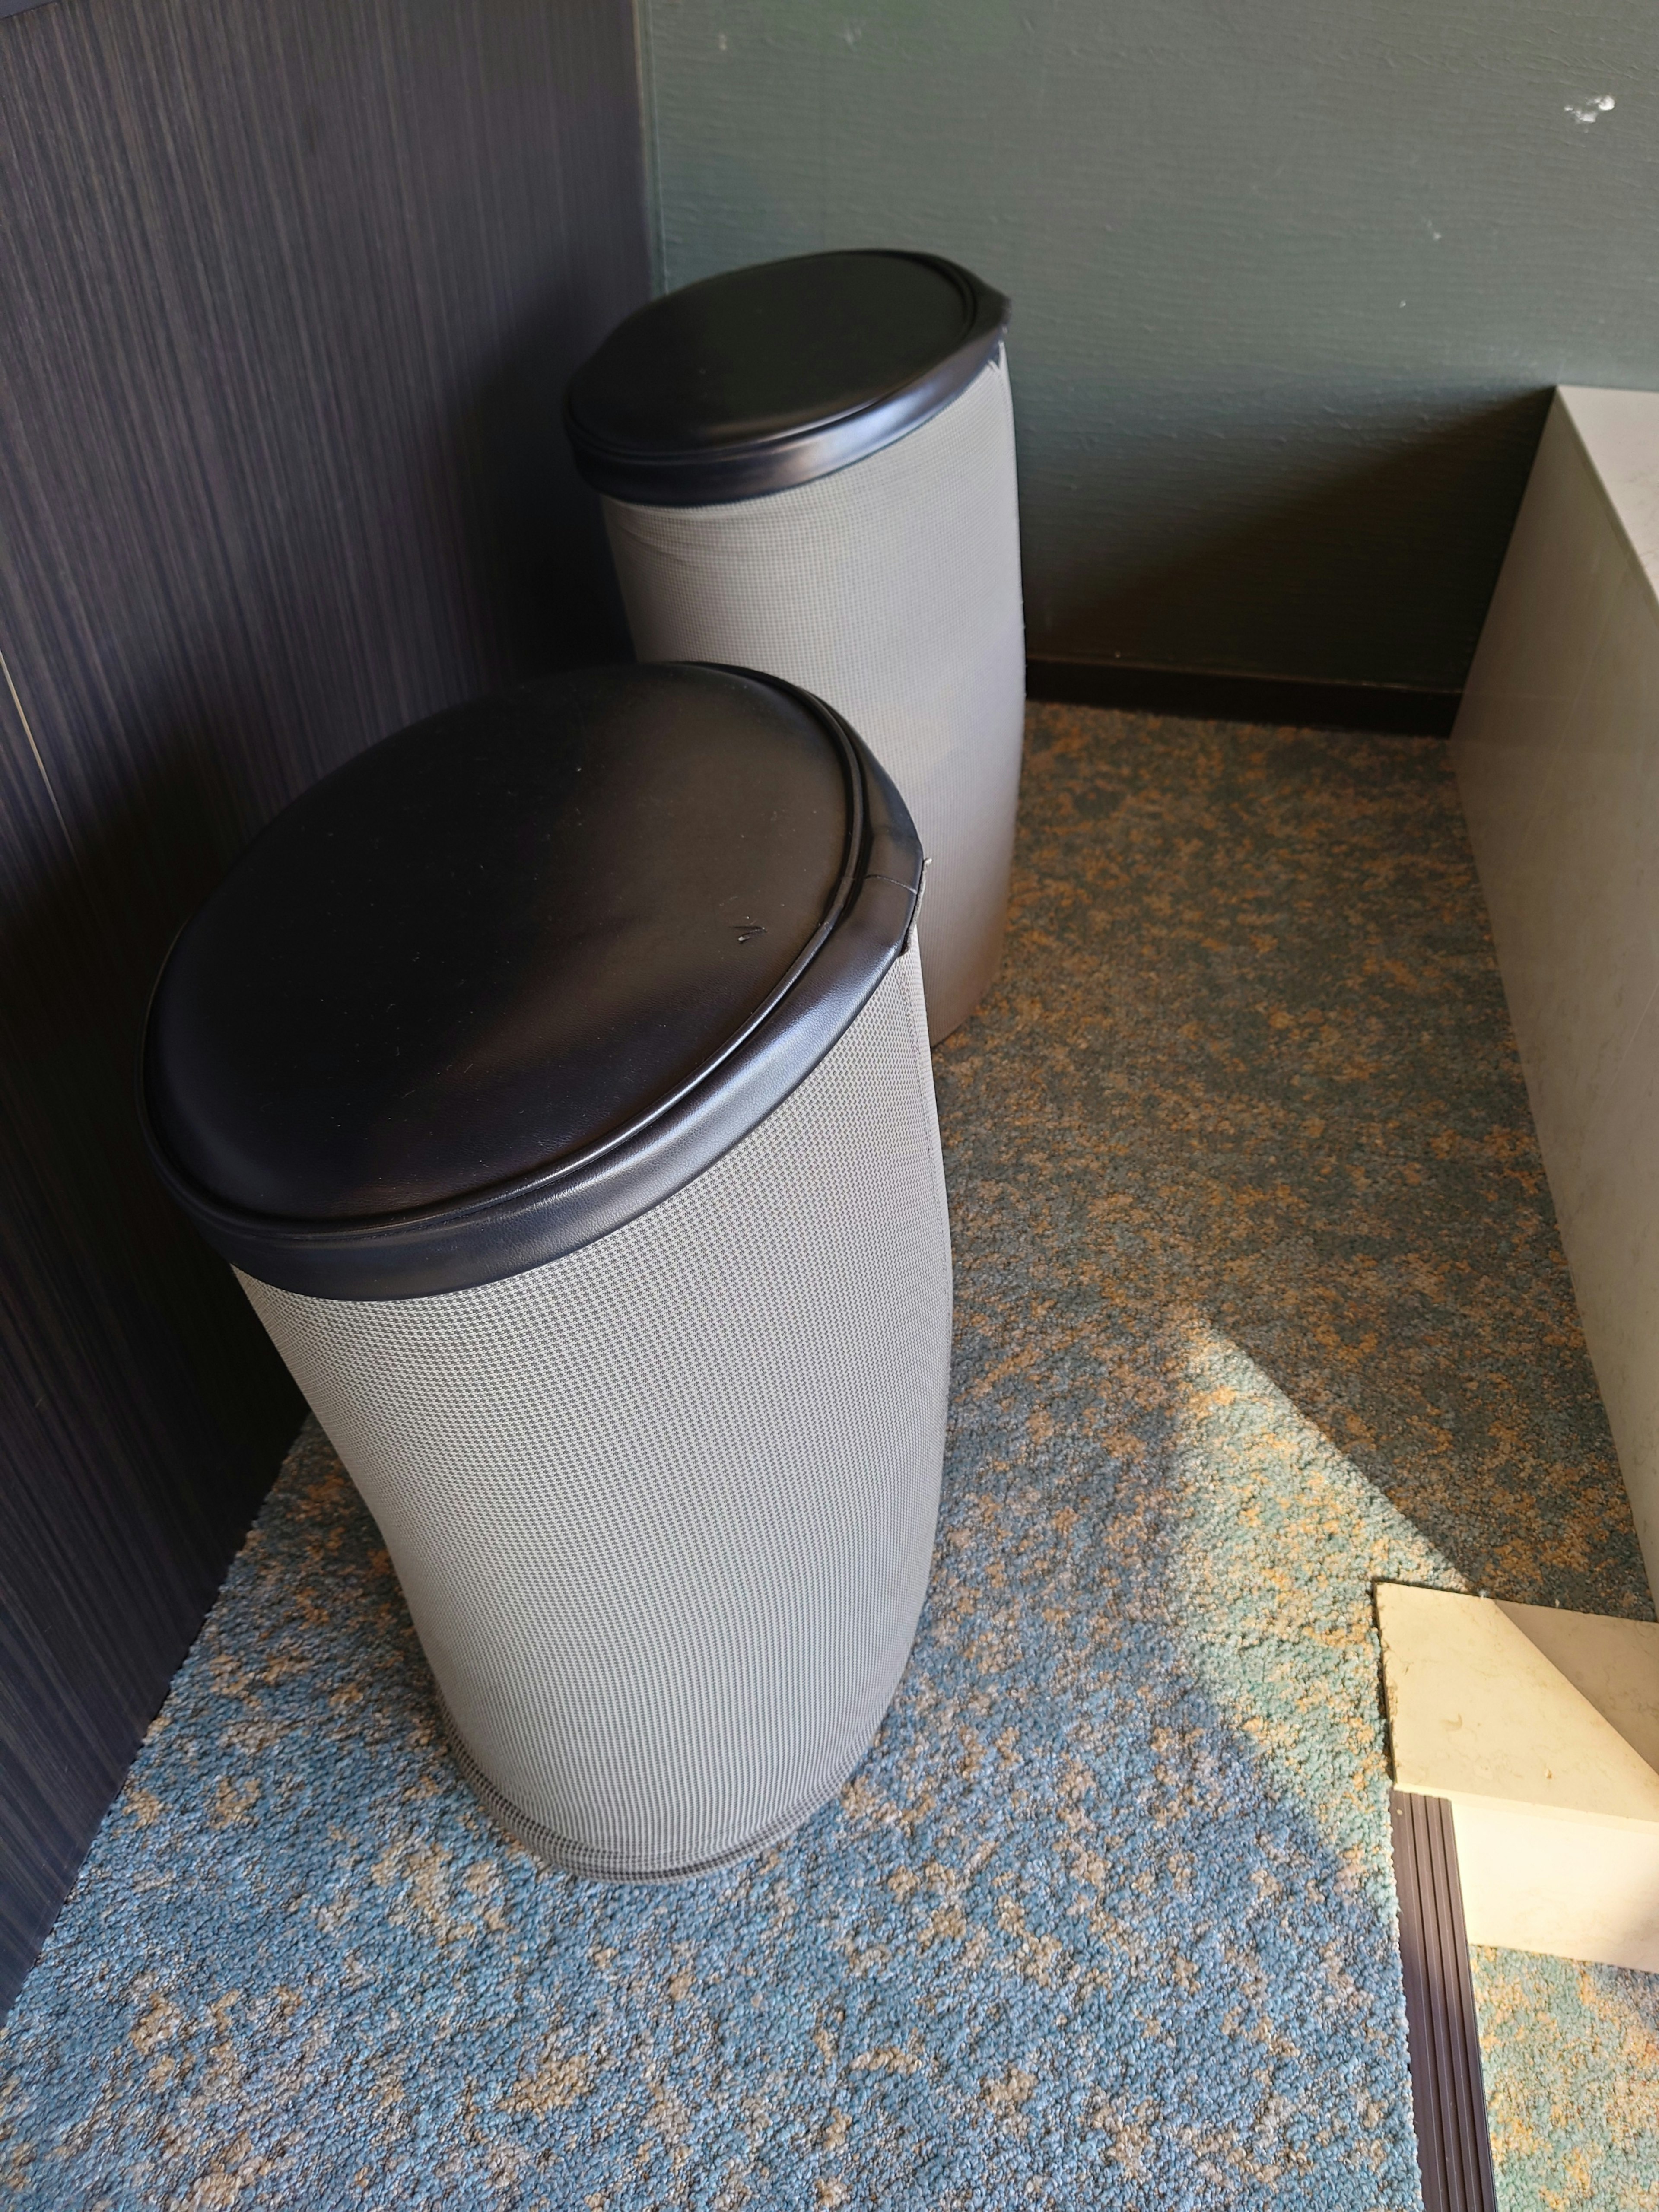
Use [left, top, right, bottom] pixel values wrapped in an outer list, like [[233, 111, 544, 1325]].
[[141, 664, 922, 1300], [565, 250, 1009, 506]]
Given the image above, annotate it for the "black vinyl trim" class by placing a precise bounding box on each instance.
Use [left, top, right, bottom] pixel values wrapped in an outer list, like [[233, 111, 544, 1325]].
[[140, 674, 922, 1303], [566, 253, 1009, 507], [1027, 655, 1462, 737], [1390, 1790, 1499, 2212]]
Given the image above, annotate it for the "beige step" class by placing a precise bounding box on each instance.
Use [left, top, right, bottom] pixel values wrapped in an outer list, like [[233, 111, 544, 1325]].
[[1377, 1581, 1659, 1970]]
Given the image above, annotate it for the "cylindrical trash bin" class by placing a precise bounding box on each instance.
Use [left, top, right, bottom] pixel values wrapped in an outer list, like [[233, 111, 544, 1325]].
[[141, 663, 951, 1881], [565, 249, 1025, 1046]]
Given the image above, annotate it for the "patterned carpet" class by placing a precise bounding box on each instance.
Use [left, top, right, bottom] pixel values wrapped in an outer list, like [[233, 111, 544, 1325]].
[[3, 706, 1656, 2209]]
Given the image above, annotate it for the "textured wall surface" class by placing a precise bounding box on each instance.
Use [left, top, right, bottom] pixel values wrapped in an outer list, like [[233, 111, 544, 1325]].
[[639, 0, 1659, 687], [0, 0, 647, 2010]]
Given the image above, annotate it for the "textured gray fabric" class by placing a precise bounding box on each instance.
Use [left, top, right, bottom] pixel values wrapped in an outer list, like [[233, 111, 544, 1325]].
[[603, 353, 1025, 1044], [238, 946, 951, 1880]]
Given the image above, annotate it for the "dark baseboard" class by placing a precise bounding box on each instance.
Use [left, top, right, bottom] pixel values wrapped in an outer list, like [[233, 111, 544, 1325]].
[[1390, 1791, 1498, 2212], [1026, 656, 1461, 737]]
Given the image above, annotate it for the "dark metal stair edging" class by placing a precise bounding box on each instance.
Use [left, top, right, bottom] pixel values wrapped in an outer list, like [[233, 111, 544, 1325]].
[[1390, 1789, 1500, 2212]]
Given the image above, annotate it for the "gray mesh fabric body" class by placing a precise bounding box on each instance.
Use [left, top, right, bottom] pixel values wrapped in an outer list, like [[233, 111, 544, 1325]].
[[239, 947, 951, 1880], [603, 353, 1025, 1044]]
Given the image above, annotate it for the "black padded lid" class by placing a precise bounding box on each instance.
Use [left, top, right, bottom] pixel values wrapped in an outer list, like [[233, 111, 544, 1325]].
[[565, 250, 1009, 505], [142, 664, 922, 1300]]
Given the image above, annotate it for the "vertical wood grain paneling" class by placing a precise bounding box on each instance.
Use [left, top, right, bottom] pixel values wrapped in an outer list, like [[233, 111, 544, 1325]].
[[0, 0, 648, 2008]]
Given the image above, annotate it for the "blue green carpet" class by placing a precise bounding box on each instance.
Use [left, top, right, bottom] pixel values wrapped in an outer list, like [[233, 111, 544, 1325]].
[[2, 708, 1653, 2208]]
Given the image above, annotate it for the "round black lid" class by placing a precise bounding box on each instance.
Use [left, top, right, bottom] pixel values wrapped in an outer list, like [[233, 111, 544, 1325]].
[[565, 250, 1009, 505], [142, 664, 922, 1300]]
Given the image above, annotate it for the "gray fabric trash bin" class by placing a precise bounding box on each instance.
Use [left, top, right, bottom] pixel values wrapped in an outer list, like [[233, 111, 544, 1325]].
[[141, 663, 952, 1880], [565, 249, 1026, 1045]]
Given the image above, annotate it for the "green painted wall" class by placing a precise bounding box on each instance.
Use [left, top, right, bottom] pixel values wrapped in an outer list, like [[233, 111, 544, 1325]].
[[637, 0, 1659, 689]]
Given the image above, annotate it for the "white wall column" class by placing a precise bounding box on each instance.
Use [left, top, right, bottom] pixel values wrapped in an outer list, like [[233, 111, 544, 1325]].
[[1454, 386, 1659, 1610]]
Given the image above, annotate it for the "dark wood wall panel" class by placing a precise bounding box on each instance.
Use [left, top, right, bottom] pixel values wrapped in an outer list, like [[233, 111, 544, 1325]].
[[0, 0, 649, 2008]]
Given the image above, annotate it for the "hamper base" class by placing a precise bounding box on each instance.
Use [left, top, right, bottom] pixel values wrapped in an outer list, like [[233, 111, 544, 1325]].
[[437, 1694, 877, 1884]]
